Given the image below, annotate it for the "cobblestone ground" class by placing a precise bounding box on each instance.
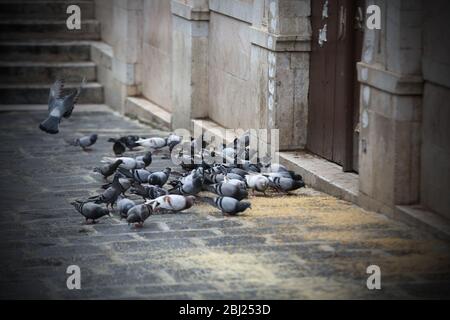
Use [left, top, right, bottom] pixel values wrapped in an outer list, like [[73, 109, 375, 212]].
[[1, 108, 450, 300]]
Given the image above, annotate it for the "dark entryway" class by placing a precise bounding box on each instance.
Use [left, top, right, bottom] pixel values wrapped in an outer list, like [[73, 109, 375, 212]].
[[307, 0, 364, 172]]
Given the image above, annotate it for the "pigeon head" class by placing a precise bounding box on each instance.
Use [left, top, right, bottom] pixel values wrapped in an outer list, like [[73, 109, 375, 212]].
[[237, 201, 252, 214], [99, 207, 111, 217], [294, 180, 306, 189], [90, 134, 98, 143], [185, 196, 196, 208], [143, 152, 153, 166]]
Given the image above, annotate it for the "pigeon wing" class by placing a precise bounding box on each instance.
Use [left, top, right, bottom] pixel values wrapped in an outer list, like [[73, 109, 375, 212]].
[[48, 79, 64, 110]]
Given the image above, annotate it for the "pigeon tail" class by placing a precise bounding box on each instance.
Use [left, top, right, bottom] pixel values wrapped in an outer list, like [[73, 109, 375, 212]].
[[39, 116, 60, 134]]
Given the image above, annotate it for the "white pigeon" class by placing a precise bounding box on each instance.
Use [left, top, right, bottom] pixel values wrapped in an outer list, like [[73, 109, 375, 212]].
[[245, 174, 269, 194], [146, 195, 196, 212], [136, 137, 167, 149]]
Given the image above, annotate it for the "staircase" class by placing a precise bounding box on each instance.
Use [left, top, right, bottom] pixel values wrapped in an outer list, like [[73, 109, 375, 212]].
[[0, 0, 104, 105]]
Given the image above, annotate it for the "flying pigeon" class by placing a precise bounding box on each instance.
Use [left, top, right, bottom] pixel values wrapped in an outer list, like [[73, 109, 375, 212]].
[[67, 134, 98, 150], [70, 200, 110, 224], [93, 159, 123, 179], [39, 78, 85, 134], [201, 196, 251, 216]]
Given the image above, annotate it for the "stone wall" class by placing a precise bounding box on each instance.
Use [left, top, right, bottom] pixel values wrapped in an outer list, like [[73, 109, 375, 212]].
[[421, 0, 450, 219], [142, 0, 173, 112], [357, 0, 423, 214]]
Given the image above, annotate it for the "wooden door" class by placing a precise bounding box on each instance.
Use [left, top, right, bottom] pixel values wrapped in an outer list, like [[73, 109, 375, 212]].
[[307, 0, 363, 172]]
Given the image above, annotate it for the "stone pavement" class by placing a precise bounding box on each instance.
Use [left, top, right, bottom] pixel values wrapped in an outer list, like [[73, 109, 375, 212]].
[[0, 108, 450, 300]]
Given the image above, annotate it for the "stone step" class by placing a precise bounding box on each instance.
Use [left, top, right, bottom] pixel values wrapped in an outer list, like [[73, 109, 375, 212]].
[[0, 1, 95, 20], [0, 82, 103, 104], [0, 61, 96, 83], [0, 20, 100, 40], [0, 41, 91, 62]]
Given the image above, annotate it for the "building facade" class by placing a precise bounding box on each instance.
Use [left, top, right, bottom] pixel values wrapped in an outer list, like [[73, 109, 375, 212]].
[[93, 0, 450, 236]]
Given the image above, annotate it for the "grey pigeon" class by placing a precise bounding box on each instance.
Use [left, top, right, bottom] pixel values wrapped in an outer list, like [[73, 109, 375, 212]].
[[101, 177, 132, 194], [70, 200, 110, 223], [118, 167, 152, 184], [147, 195, 195, 212], [268, 176, 305, 193], [148, 168, 171, 187], [117, 196, 136, 219], [202, 196, 251, 216], [126, 203, 153, 227], [130, 184, 168, 200], [94, 159, 123, 179], [169, 175, 203, 196], [68, 134, 98, 150], [88, 174, 122, 208], [135, 152, 153, 168], [204, 182, 248, 201], [39, 78, 85, 134]]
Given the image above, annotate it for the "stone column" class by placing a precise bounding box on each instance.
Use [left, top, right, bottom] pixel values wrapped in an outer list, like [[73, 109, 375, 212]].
[[250, 0, 311, 150], [171, 0, 210, 130], [97, 0, 142, 113], [357, 0, 423, 213]]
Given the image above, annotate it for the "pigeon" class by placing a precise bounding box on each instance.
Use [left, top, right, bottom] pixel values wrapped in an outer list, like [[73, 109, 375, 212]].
[[87, 174, 122, 208], [130, 184, 168, 200], [169, 174, 203, 196], [203, 182, 248, 201], [101, 177, 132, 194], [117, 196, 135, 219], [135, 152, 153, 168], [102, 156, 148, 170], [93, 159, 123, 179], [201, 196, 251, 216], [70, 200, 110, 224], [126, 203, 153, 227], [146, 195, 195, 212], [39, 78, 85, 134], [67, 134, 98, 150], [223, 176, 247, 189], [108, 135, 141, 155], [136, 137, 167, 150], [148, 168, 171, 187], [167, 133, 182, 152], [118, 167, 152, 184], [268, 176, 305, 193], [245, 174, 269, 194]]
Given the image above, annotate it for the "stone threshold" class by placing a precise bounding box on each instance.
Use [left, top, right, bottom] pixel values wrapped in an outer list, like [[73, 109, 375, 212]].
[[124, 97, 172, 130], [395, 205, 450, 241], [191, 118, 359, 204]]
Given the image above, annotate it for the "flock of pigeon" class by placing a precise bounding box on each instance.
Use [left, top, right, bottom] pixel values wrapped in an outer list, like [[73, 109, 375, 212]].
[[38, 78, 306, 228]]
